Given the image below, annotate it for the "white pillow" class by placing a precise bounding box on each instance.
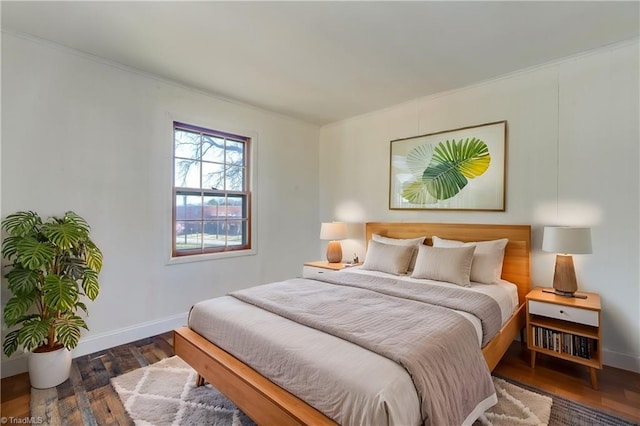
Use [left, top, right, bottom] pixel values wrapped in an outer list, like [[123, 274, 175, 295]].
[[410, 245, 476, 287], [432, 236, 509, 284], [362, 240, 416, 275], [371, 234, 426, 271]]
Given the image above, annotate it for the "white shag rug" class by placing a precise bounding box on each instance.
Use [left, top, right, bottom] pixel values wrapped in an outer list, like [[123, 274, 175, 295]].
[[111, 356, 253, 426], [111, 356, 552, 426], [475, 377, 552, 425]]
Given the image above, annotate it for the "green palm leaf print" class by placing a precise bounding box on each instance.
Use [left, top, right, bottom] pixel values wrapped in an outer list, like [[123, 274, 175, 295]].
[[401, 137, 490, 204]]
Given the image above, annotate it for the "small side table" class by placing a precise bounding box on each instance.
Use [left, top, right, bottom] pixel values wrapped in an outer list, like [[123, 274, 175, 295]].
[[526, 286, 602, 389]]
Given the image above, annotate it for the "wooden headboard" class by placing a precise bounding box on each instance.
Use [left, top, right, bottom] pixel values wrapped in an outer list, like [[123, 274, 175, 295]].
[[365, 222, 531, 305]]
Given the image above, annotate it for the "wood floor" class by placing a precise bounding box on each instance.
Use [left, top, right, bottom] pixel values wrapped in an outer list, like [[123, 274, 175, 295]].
[[2, 333, 639, 424], [493, 342, 640, 423], [1, 333, 174, 425]]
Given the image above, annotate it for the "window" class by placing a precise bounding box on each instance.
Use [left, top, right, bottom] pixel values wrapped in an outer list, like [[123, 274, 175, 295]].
[[173, 122, 251, 257]]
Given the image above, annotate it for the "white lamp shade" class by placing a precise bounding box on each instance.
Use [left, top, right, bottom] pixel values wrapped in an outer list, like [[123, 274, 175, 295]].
[[320, 222, 347, 240], [542, 227, 592, 254]]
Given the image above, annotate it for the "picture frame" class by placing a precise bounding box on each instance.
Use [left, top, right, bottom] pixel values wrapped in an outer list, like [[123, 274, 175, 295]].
[[389, 120, 506, 211]]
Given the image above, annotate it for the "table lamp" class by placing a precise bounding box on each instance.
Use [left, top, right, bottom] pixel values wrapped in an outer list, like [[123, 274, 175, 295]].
[[320, 222, 347, 263], [542, 226, 592, 298]]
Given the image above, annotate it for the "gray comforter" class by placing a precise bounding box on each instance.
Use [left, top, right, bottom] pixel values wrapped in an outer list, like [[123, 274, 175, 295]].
[[230, 271, 499, 426]]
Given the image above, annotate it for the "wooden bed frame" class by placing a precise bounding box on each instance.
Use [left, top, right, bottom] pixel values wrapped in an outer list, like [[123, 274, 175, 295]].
[[174, 222, 531, 426]]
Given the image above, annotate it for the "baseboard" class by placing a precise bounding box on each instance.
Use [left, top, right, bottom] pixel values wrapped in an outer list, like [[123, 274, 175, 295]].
[[1, 312, 189, 379], [603, 348, 640, 373]]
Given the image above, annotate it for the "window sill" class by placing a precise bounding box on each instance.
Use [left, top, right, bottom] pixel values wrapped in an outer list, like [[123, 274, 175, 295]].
[[167, 248, 257, 265]]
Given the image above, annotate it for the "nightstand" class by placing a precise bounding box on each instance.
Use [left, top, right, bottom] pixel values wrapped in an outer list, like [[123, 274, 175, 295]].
[[302, 261, 356, 278], [526, 286, 602, 389]]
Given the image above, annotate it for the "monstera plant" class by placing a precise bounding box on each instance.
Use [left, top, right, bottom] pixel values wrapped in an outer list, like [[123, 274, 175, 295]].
[[402, 137, 491, 204], [2, 211, 102, 358]]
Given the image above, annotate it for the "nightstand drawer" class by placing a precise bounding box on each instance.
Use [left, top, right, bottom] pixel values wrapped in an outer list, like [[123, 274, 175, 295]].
[[529, 300, 599, 327], [303, 266, 330, 278]]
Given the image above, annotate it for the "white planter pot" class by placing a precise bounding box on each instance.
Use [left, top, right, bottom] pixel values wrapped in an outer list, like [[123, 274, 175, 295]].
[[28, 347, 72, 389]]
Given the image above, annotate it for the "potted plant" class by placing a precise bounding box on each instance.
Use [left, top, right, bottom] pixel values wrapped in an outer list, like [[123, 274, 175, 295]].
[[2, 211, 102, 388]]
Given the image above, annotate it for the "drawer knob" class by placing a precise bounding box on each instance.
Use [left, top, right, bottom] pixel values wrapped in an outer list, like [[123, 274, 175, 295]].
[[559, 310, 564, 314]]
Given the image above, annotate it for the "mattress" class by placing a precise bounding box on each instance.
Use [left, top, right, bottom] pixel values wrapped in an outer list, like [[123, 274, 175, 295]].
[[188, 270, 517, 426]]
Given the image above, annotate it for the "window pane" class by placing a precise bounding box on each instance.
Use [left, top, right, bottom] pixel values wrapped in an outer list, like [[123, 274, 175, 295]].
[[202, 162, 225, 190], [227, 220, 246, 246], [226, 140, 244, 165], [175, 194, 202, 220], [204, 221, 226, 249], [175, 159, 201, 188], [227, 195, 247, 219], [202, 135, 225, 163], [225, 166, 244, 191], [175, 221, 202, 251], [174, 129, 200, 159], [203, 196, 226, 219]]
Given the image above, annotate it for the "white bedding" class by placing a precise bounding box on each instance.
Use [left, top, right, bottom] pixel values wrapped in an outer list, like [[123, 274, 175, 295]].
[[188, 271, 517, 426]]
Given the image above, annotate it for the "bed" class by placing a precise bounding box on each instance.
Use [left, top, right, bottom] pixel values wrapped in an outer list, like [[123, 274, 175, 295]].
[[174, 222, 531, 426]]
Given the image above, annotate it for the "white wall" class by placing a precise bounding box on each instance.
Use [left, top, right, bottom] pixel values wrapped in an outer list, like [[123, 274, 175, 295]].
[[319, 41, 640, 372], [1, 33, 320, 376]]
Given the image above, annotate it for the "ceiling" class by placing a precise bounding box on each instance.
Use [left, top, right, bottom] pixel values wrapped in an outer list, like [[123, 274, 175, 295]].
[[2, 1, 638, 125]]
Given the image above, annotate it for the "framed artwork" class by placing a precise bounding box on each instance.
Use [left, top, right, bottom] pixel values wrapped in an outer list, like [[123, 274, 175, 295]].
[[389, 120, 506, 211]]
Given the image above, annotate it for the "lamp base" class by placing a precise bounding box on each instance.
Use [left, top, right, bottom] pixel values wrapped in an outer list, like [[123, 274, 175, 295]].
[[326, 241, 343, 263], [552, 254, 578, 294], [542, 288, 588, 299]]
